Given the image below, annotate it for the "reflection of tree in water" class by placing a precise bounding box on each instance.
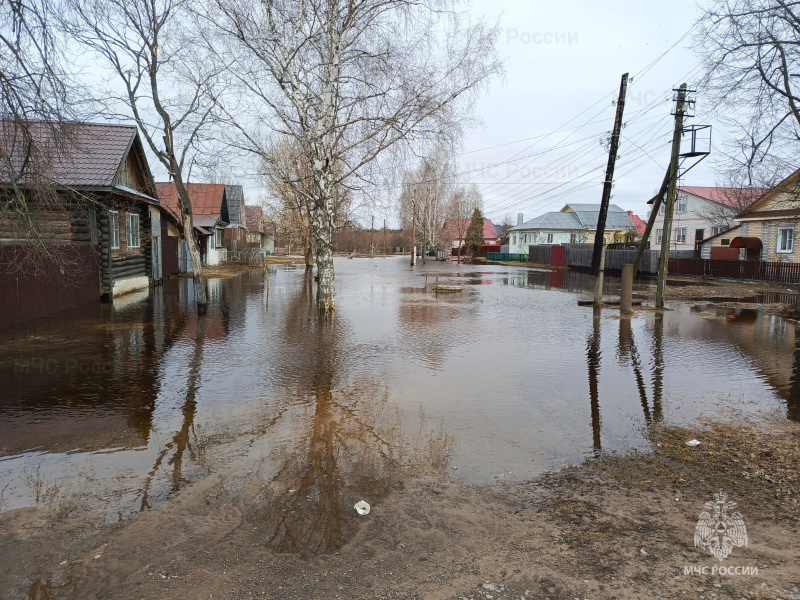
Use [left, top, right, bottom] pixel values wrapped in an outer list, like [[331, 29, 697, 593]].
[[258, 273, 455, 556], [138, 313, 205, 511]]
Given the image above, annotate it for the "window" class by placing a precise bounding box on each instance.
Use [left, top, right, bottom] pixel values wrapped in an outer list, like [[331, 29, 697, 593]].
[[659, 203, 665, 215], [721, 239, 731, 246], [570, 232, 577, 244], [215, 228, 224, 249], [777, 226, 795, 253], [109, 211, 120, 250], [546, 233, 554, 244], [676, 228, 687, 244], [677, 195, 687, 213], [656, 229, 662, 243], [512, 234, 516, 246], [126, 213, 140, 248], [712, 226, 725, 236]]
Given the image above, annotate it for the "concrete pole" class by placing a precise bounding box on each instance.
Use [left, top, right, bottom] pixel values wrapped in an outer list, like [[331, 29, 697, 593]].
[[620, 263, 633, 314], [593, 239, 606, 307], [655, 84, 688, 308]]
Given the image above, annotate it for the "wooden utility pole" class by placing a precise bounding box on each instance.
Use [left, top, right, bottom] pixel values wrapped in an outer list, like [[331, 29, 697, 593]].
[[632, 172, 669, 276], [655, 83, 688, 308], [591, 72, 628, 275]]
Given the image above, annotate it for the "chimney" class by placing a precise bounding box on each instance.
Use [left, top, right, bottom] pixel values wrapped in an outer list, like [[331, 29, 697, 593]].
[[517, 212, 523, 225]]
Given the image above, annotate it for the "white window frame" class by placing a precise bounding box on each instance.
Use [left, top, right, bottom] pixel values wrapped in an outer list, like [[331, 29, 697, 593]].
[[126, 213, 140, 248], [512, 234, 517, 246], [675, 228, 687, 244], [570, 232, 577, 244], [656, 229, 662, 244], [546, 233, 554, 244], [109, 211, 120, 250], [215, 228, 224, 249], [659, 203, 665, 215], [677, 196, 687, 214], [777, 226, 795, 254], [712, 226, 725, 236]]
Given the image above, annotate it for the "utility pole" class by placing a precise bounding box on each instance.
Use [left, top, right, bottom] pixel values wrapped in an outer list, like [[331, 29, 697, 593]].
[[383, 218, 387, 256], [591, 72, 628, 275], [371, 215, 375, 255], [655, 83, 688, 308], [632, 172, 669, 276]]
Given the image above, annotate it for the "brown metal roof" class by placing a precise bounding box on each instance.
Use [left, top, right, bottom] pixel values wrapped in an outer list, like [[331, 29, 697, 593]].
[[729, 237, 763, 250], [0, 120, 147, 189]]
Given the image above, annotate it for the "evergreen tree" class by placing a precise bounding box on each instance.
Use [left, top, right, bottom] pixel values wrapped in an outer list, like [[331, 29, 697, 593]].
[[465, 207, 485, 256]]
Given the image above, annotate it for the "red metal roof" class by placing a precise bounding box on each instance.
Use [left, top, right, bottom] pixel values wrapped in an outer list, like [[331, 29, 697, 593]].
[[443, 218, 499, 241], [155, 182, 226, 222], [678, 186, 765, 208], [627, 211, 646, 236]]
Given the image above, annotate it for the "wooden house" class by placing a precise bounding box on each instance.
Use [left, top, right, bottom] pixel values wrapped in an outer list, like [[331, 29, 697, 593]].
[[223, 185, 248, 252], [155, 183, 230, 269], [244, 205, 275, 254], [0, 120, 162, 328]]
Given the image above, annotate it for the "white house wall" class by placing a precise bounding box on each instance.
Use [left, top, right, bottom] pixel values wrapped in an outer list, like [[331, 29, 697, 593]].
[[508, 230, 573, 254], [649, 192, 729, 251]]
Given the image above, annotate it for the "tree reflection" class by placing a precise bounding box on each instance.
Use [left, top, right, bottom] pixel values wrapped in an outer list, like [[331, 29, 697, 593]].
[[258, 274, 455, 556], [138, 313, 205, 511]]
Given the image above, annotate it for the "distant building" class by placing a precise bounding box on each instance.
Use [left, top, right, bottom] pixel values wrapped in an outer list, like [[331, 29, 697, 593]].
[[508, 203, 633, 254], [156, 183, 230, 268], [244, 205, 275, 255], [646, 186, 764, 251]]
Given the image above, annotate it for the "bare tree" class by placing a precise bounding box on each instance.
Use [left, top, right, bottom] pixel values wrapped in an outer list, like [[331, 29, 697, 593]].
[[398, 157, 452, 265], [63, 0, 224, 312], [204, 0, 501, 315], [0, 0, 91, 277], [697, 0, 800, 185], [446, 183, 482, 263]]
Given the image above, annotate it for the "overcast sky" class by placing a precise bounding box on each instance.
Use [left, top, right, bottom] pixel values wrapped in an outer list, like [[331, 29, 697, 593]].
[[139, 0, 719, 227], [459, 0, 718, 226]]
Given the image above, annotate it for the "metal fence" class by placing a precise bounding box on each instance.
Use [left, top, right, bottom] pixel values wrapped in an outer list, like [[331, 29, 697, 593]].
[[667, 258, 800, 283], [485, 252, 529, 262]]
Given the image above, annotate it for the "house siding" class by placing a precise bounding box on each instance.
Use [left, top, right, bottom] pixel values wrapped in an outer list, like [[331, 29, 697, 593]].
[[649, 192, 731, 251]]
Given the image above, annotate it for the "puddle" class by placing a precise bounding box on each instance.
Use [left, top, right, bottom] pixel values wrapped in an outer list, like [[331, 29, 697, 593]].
[[1, 257, 798, 552]]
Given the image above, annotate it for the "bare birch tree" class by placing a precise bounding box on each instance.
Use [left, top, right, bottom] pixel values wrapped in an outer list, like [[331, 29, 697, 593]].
[[398, 157, 452, 264], [63, 0, 224, 311], [697, 0, 800, 185], [204, 0, 501, 315], [263, 139, 353, 269]]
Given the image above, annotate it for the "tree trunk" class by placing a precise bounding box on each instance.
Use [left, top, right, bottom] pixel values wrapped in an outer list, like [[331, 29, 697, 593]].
[[312, 198, 335, 318], [305, 240, 314, 271], [181, 212, 208, 313]]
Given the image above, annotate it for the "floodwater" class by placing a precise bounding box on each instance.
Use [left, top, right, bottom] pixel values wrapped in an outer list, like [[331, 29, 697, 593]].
[[1, 257, 799, 551]]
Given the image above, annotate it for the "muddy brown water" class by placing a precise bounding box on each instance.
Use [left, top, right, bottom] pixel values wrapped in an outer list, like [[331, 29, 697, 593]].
[[1, 257, 798, 542]]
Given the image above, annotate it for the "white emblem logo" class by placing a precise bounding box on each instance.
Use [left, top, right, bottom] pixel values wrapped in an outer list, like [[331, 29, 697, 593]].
[[694, 491, 748, 561]]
